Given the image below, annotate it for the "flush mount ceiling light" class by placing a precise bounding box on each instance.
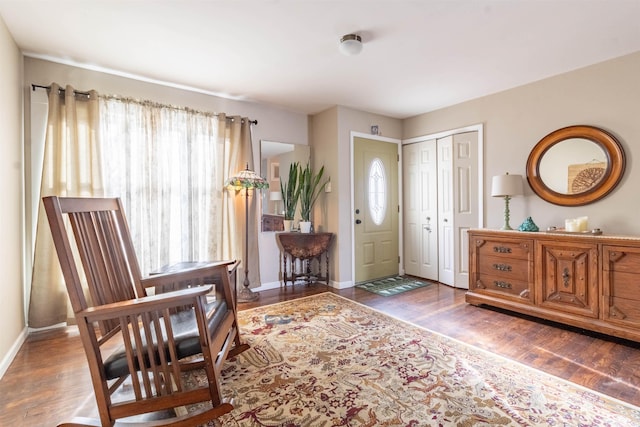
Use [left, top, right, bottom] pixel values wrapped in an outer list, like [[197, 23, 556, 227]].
[[339, 33, 363, 56]]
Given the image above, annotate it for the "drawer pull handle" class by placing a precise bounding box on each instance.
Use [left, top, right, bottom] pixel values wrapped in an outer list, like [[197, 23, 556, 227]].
[[493, 280, 512, 289], [493, 246, 512, 253], [492, 263, 512, 272]]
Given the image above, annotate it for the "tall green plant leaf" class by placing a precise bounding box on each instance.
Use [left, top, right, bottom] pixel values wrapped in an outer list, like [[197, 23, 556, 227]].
[[298, 163, 329, 222], [280, 162, 301, 220]]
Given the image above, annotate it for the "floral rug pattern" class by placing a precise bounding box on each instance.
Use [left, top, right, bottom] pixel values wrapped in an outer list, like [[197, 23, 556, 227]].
[[183, 292, 640, 426]]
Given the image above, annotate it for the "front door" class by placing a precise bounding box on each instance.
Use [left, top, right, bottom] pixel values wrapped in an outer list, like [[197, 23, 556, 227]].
[[353, 136, 399, 283]]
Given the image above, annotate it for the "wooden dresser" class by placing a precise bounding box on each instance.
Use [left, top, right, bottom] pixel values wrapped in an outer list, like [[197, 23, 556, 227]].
[[466, 229, 640, 342]]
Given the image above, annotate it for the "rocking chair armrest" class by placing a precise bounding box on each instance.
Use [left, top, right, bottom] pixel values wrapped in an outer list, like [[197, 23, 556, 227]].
[[140, 260, 236, 289], [79, 286, 213, 323]]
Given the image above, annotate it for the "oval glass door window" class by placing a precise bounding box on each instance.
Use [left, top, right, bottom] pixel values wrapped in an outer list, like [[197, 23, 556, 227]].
[[368, 158, 387, 225]]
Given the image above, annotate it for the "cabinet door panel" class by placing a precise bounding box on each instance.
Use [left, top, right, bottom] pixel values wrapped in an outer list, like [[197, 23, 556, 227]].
[[537, 241, 598, 318]]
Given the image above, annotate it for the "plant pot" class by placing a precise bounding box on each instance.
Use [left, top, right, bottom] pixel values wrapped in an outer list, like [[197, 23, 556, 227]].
[[283, 219, 293, 232], [299, 221, 312, 233]]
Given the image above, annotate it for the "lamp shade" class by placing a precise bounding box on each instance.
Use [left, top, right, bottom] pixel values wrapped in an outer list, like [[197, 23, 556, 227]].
[[269, 191, 282, 201], [225, 164, 269, 190], [491, 173, 523, 197]]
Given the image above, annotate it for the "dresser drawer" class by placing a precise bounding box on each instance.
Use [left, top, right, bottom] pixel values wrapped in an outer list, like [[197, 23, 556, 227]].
[[605, 297, 640, 328], [603, 245, 640, 275], [475, 274, 533, 302], [476, 238, 533, 260], [478, 254, 529, 282], [602, 245, 640, 328]]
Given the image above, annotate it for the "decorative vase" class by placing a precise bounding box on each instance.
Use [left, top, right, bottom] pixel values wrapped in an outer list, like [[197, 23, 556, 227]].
[[299, 221, 312, 233], [283, 219, 293, 232], [518, 216, 539, 232]]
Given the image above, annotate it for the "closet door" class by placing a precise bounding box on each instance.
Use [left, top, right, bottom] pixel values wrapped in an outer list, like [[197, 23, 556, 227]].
[[402, 130, 479, 288], [403, 140, 438, 280], [437, 136, 455, 286], [451, 131, 479, 289]]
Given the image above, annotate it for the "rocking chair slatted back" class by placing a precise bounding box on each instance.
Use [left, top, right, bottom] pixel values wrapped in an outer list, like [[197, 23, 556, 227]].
[[67, 202, 141, 333]]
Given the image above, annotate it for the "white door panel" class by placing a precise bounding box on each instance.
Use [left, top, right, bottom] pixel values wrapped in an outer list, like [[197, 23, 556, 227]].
[[452, 132, 479, 288], [403, 140, 438, 280], [437, 136, 454, 286]]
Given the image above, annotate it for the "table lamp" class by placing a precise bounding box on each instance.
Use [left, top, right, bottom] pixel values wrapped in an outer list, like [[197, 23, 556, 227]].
[[491, 173, 524, 230], [269, 190, 282, 215]]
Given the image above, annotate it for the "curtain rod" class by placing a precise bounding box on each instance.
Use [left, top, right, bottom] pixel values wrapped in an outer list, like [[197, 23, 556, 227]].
[[30, 83, 258, 125], [31, 83, 91, 97]]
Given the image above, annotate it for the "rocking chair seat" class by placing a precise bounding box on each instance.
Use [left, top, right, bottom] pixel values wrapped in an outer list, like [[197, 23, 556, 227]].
[[103, 298, 228, 380]]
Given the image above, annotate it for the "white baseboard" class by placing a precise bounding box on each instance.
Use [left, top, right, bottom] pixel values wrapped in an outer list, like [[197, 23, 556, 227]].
[[0, 326, 28, 380], [328, 279, 354, 289], [252, 280, 282, 292]]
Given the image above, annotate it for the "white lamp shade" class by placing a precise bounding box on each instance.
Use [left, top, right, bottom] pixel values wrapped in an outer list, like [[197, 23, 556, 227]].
[[269, 191, 282, 201], [491, 174, 524, 197]]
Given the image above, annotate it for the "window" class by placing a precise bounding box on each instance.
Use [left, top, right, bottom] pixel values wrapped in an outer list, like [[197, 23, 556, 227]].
[[368, 158, 387, 225], [99, 97, 225, 275]]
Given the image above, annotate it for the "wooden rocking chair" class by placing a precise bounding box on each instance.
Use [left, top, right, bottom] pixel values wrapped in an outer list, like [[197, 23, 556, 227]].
[[42, 196, 249, 426]]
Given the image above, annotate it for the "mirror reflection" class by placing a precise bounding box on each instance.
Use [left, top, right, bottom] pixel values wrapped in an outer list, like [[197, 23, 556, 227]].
[[260, 140, 310, 217], [538, 138, 607, 194]]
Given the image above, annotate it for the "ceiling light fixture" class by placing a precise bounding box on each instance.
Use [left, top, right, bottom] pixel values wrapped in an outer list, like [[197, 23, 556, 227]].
[[339, 34, 363, 56]]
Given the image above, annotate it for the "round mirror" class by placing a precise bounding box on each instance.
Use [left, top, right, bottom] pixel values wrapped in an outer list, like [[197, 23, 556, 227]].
[[526, 125, 625, 206]]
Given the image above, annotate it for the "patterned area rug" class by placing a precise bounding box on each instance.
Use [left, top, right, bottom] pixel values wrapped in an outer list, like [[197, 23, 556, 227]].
[[355, 275, 432, 296], [184, 293, 640, 426]]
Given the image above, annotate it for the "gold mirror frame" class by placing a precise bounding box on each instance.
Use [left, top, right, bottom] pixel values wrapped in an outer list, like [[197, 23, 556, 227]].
[[526, 125, 625, 206]]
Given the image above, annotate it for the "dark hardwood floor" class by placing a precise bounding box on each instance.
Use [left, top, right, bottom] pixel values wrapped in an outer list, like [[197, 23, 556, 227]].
[[2, 282, 640, 425]]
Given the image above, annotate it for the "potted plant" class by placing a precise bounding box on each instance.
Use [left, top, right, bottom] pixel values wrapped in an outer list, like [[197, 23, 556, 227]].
[[280, 162, 300, 231], [298, 162, 329, 233]]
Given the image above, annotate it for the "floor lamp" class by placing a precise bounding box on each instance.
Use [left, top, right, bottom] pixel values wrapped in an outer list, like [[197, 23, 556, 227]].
[[226, 164, 269, 302]]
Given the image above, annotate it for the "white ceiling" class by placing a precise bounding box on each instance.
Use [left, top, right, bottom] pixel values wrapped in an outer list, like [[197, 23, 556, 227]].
[[1, 0, 640, 119]]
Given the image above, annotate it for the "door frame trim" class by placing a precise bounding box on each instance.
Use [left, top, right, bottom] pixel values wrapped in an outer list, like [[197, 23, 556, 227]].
[[350, 132, 402, 285]]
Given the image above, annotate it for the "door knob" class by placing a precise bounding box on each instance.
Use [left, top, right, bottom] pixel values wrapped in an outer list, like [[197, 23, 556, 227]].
[[355, 219, 362, 224]]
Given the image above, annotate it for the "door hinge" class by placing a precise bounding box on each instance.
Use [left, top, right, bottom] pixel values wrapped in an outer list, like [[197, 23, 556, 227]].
[[398, 256, 400, 263]]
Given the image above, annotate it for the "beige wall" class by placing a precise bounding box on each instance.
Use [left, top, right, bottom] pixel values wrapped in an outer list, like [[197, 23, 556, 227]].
[[0, 16, 25, 377], [404, 51, 640, 235], [308, 107, 339, 280]]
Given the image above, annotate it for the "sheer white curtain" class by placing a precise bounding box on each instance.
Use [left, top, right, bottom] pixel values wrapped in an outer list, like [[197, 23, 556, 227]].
[[29, 84, 103, 327], [99, 97, 258, 280]]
